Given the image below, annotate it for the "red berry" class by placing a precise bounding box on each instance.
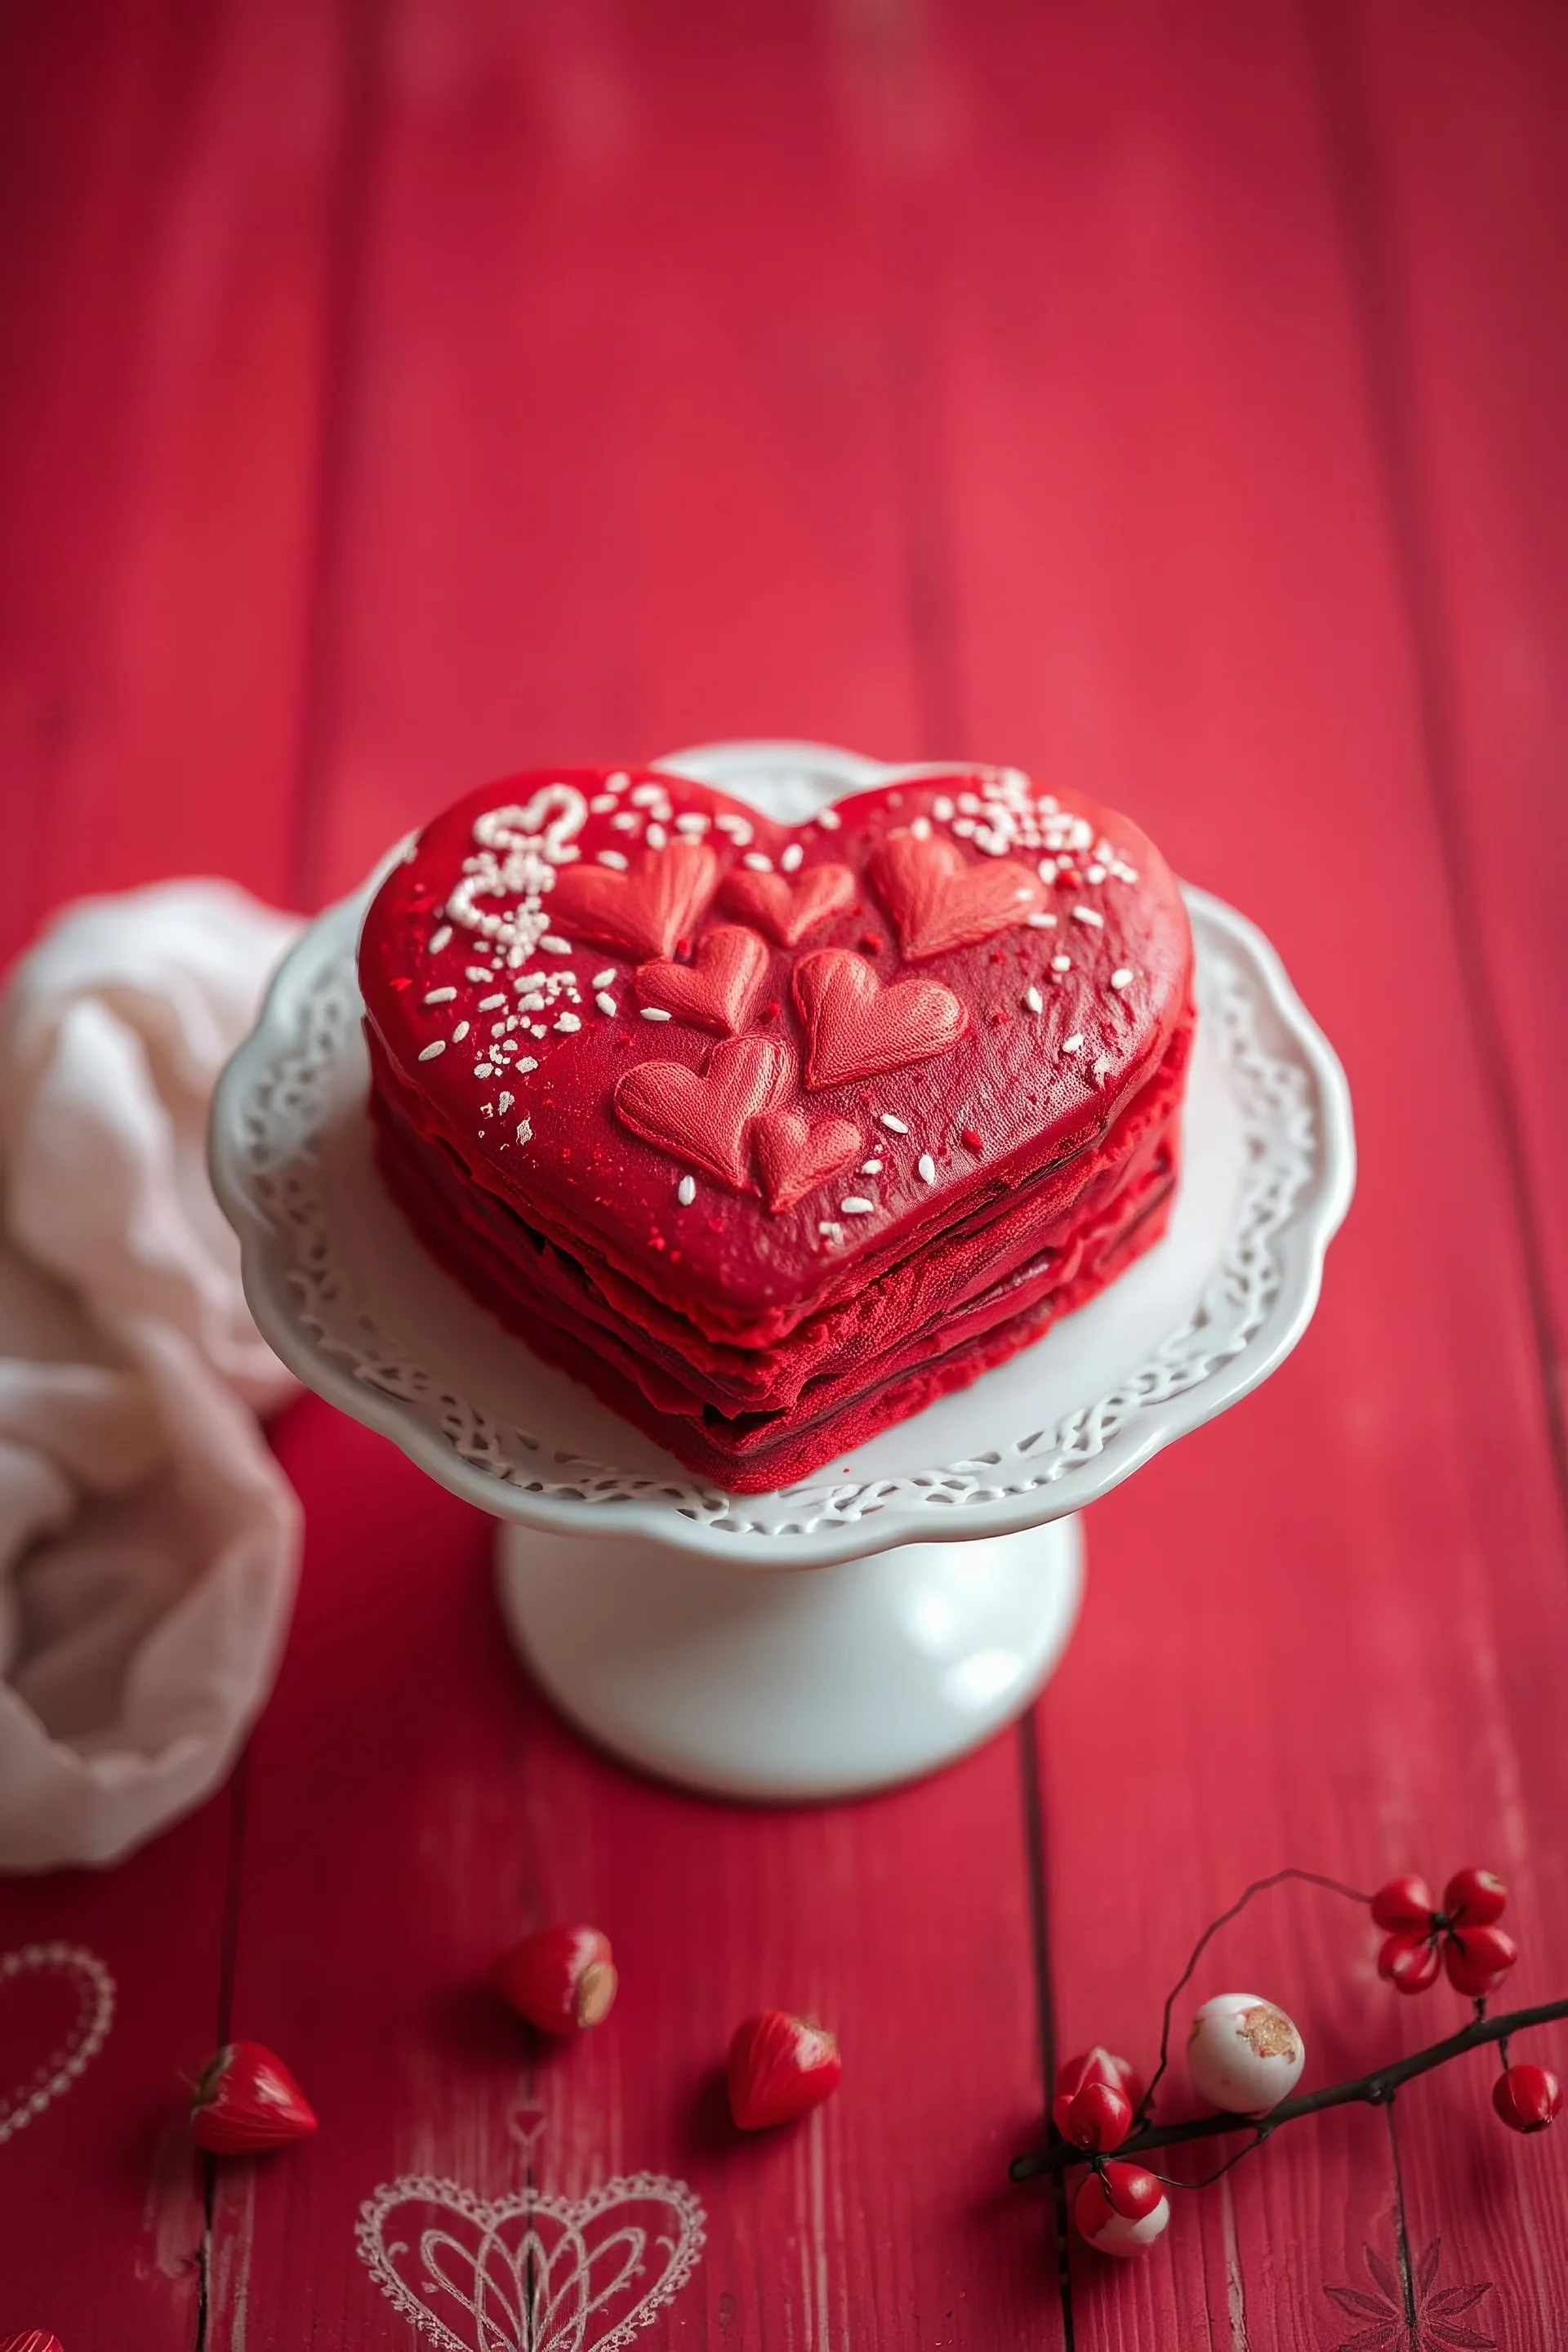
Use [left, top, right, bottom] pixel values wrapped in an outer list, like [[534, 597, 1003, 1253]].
[[1370, 1874, 1436, 1931], [1074, 2162, 1169, 2256], [1493, 2062, 1563, 2135], [727, 2011, 841, 2131], [1444, 1924, 1519, 1998], [1052, 2047, 1142, 2137], [1063, 2079, 1133, 2151], [491, 1926, 617, 2035], [1378, 1929, 1442, 1993], [189, 2041, 317, 2155], [960, 1127, 983, 1152], [1443, 1868, 1507, 1928]]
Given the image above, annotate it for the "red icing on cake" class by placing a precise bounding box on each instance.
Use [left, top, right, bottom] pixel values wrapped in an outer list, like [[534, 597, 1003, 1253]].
[[358, 761, 1194, 1489]]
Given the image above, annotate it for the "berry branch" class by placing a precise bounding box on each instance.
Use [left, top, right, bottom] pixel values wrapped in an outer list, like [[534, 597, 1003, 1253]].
[[1010, 1994, 1568, 2180], [1009, 1861, 1566, 2258]]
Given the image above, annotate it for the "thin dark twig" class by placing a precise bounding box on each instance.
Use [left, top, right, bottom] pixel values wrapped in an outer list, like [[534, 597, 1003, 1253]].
[[1147, 2133, 1271, 2192], [1134, 1869, 1374, 2126], [1010, 1995, 1568, 2181]]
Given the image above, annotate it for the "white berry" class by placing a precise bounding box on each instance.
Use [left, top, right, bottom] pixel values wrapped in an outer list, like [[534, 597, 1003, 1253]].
[[1187, 1993, 1304, 2115]]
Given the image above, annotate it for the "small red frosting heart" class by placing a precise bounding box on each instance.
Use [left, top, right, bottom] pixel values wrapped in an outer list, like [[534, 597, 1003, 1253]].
[[635, 925, 768, 1035], [551, 839, 718, 960], [613, 1033, 791, 1190], [793, 948, 967, 1090], [869, 827, 1045, 960], [721, 862, 858, 947], [752, 1107, 863, 1213]]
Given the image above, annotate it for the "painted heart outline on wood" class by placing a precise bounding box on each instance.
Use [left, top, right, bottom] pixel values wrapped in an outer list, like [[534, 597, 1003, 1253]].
[[0, 1943, 115, 2149], [355, 2171, 706, 2352]]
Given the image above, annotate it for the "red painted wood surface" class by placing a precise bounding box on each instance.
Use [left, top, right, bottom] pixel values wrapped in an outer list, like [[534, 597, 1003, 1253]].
[[2, 2, 1566, 2344]]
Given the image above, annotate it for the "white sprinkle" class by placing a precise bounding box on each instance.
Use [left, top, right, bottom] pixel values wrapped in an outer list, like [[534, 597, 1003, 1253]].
[[646, 822, 668, 849], [958, 792, 981, 815], [593, 968, 617, 988], [952, 816, 976, 838], [515, 1116, 532, 1146], [597, 849, 630, 871], [918, 1152, 937, 1183], [1023, 986, 1044, 1013], [933, 795, 955, 821], [879, 1112, 909, 1134], [1037, 858, 1058, 884], [497, 1090, 514, 1114], [1071, 906, 1104, 929], [429, 925, 452, 954], [641, 1006, 672, 1022], [612, 810, 640, 831], [424, 987, 457, 1004], [1086, 863, 1107, 883], [1027, 911, 1058, 929], [474, 1062, 494, 1077], [818, 1220, 844, 1242], [466, 965, 492, 982], [742, 850, 773, 872], [1062, 1033, 1085, 1053], [715, 813, 755, 844], [452, 1020, 470, 1041], [541, 934, 573, 953], [590, 794, 616, 813], [1051, 953, 1072, 972], [841, 1196, 875, 1215], [531, 1024, 546, 1037], [555, 1011, 581, 1032], [815, 807, 840, 831], [517, 1057, 538, 1074], [910, 815, 932, 840], [596, 991, 618, 1016], [418, 1040, 446, 1061], [780, 841, 804, 872], [678, 1176, 696, 1206], [606, 770, 630, 790], [860, 1159, 884, 1175], [675, 812, 710, 835], [478, 992, 507, 1011], [1110, 968, 1134, 991]]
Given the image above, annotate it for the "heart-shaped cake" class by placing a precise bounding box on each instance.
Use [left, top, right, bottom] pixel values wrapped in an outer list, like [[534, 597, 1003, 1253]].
[[359, 763, 1193, 1489]]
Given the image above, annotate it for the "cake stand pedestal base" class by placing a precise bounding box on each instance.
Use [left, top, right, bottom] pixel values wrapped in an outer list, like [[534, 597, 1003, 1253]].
[[495, 1515, 1084, 1801]]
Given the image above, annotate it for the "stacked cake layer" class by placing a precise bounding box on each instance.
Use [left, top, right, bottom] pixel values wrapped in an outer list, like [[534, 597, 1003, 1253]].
[[359, 764, 1194, 1490]]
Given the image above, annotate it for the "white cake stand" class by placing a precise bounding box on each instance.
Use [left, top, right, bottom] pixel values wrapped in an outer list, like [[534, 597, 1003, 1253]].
[[211, 742, 1353, 1799]]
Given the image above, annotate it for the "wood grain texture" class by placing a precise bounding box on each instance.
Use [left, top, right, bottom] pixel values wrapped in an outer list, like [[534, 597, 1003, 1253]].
[[2, 0, 1567, 2343]]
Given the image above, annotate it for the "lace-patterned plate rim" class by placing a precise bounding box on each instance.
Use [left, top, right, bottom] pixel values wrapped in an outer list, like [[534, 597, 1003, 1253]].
[[211, 751, 1353, 1569]]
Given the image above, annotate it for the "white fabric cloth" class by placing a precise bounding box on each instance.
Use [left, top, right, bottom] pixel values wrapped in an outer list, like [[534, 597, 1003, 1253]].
[[0, 881, 303, 1869]]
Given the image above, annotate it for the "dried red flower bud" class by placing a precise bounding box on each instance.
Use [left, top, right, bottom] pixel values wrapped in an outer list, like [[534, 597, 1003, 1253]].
[[1444, 1924, 1519, 1999], [1063, 2079, 1134, 2151], [189, 2041, 318, 2154], [1051, 2047, 1141, 2137], [1378, 1929, 1442, 1993], [727, 2011, 841, 2131], [1370, 1875, 1436, 1931], [1442, 1868, 1507, 1928], [1492, 2062, 1562, 2135], [491, 1926, 617, 2036], [1074, 2162, 1169, 2256]]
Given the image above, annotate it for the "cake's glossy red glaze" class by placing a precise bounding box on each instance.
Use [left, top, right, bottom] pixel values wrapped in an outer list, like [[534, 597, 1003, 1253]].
[[359, 763, 1193, 1487]]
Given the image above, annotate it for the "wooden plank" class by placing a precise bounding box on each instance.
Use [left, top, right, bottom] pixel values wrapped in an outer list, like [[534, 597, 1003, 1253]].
[[212, 2, 1060, 2342], [910, 0, 1568, 2337], [0, 0, 349, 965], [0, 0, 349, 2340]]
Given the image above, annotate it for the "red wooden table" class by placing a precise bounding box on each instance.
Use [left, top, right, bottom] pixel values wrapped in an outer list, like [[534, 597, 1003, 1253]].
[[3, 2, 1566, 2342]]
